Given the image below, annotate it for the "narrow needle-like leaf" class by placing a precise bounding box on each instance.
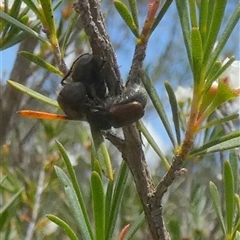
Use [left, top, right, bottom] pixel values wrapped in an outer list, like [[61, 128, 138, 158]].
[[164, 82, 181, 145], [0, 10, 49, 44], [106, 161, 128, 239], [137, 121, 170, 170], [91, 171, 105, 239], [19, 51, 63, 76], [224, 161, 234, 235], [55, 141, 93, 239], [46, 214, 79, 240], [7, 80, 59, 108], [90, 125, 113, 181], [124, 212, 145, 240], [128, 0, 139, 30], [189, 131, 240, 157], [209, 181, 226, 235], [140, 71, 176, 147], [114, 0, 139, 38], [54, 166, 93, 240]]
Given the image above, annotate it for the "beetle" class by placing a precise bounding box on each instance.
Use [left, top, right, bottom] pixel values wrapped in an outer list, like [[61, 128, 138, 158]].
[[18, 53, 147, 130], [87, 83, 147, 129], [61, 53, 107, 100]]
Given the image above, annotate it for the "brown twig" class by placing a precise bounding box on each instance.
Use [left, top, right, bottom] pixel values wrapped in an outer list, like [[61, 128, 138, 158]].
[[127, 43, 148, 85], [104, 131, 124, 153], [123, 42, 171, 239]]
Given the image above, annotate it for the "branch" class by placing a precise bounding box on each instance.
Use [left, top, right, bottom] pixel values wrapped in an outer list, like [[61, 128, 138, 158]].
[[74, 0, 122, 95], [75, 0, 171, 238], [127, 43, 147, 85], [123, 21, 171, 240], [104, 131, 124, 153]]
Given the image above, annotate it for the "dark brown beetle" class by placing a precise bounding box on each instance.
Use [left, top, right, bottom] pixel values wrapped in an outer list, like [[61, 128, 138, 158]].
[[57, 53, 147, 129], [88, 83, 147, 129], [61, 53, 107, 100]]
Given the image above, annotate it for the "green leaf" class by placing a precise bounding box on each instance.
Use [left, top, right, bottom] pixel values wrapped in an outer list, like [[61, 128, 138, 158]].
[[203, 0, 227, 65], [90, 125, 113, 181], [106, 161, 129, 240], [189, 130, 240, 157], [39, 0, 57, 43], [203, 60, 222, 92], [55, 141, 93, 239], [202, 81, 238, 120], [137, 121, 170, 170], [114, 0, 139, 38], [54, 166, 93, 240], [7, 80, 59, 108], [164, 82, 181, 145], [235, 231, 240, 240], [91, 171, 105, 240], [6, 0, 22, 31], [128, 0, 139, 30], [1, 1, 35, 48], [140, 70, 176, 147], [151, 0, 174, 35], [175, 0, 192, 70], [22, 0, 45, 21], [199, 0, 209, 46], [8, 0, 21, 15], [91, 158, 102, 179], [206, 3, 240, 74], [234, 195, 240, 236], [168, 219, 181, 240], [205, 0, 214, 38], [0, 10, 48, 45], [200, 114, 239, 131], [229, 150, 239, 193], [1, 31, 27, 50], [19, 51, 63, 76], [224, 161, 235, 235], [7, 0, 30, 37], [124, 212, 145, 240], [189, 0, 197, 28], [209, 181, 226, 235], [46, 214, 79, 240], [202, 122, 223, 143], [105, 180, 114, 237], [62, 12, 80, 55], [191, 27, 203, 84], [205, 56, 235, 91], [0, 188, 23, 231]]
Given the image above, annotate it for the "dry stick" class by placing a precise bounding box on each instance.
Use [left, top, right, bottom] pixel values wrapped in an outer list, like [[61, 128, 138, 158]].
[[75, 0, 170, 239]]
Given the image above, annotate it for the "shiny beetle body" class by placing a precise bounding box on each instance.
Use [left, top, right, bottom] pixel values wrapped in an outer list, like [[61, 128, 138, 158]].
[[57, 53, 147, 129]]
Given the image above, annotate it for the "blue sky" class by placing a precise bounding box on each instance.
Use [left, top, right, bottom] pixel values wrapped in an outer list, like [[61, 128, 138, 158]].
[[1, 0, 239, 159], [2, 1, 239, 82]]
